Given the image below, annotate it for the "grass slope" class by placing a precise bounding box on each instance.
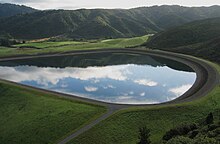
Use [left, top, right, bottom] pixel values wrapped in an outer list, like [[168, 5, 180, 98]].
[[0, 35, 149, 57], [68, 61, 220, 144], [146, 17, 220, 63], [0, 81, 106, 144], [162, 37, 220, 63], [146, 18, 220, 49]]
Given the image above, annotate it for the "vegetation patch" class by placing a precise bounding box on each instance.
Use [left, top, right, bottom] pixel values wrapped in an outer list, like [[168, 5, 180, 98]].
[[145, 17, 220, 63], [0, 35, 149, 57], [0, 81, 106, 144], [163, 112, 219, 144]]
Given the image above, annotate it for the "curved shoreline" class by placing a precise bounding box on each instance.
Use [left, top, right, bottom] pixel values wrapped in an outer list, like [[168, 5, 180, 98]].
[[0, 48, 219, 144], [0, 48, 218, 107]]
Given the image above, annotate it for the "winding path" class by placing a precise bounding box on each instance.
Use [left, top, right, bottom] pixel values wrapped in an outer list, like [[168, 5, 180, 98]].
[[0, 48, 219, 144]]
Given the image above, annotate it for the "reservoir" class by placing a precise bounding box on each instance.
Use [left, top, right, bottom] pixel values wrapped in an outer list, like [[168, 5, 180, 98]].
[[0, 52, 196, 104]]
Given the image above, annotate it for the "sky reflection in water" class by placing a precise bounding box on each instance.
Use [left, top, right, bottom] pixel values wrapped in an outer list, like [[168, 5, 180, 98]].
[[0, 53, 196, 104]]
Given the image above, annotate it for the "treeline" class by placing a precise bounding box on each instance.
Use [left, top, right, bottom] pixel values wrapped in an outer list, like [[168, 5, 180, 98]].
[[0, 34, 24, 47], [138, 112, 219, 144]]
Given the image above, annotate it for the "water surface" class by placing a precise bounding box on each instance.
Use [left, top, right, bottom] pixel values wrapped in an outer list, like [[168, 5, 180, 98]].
[[0, 52, 196, 104]]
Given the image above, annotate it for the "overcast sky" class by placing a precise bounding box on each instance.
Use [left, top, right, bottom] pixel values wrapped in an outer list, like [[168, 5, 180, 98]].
[[0, 0, 220, 10]]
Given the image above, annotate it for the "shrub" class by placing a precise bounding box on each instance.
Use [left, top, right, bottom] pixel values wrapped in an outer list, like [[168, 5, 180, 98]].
[[194, 136, 219, 144], [188, 130, 199, 139], [163, 123, 197, 141], [206, 113, 214, 125], [137, 126, 151, 144], [0, 38, 11, 47], [166, 136, 194, 144]]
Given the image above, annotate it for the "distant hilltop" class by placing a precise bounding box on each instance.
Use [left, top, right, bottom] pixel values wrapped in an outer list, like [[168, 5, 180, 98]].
[[0, 3, 220, 40]]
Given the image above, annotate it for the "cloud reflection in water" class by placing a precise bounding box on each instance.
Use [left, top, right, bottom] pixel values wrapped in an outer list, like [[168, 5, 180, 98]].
[[0, 63, 196, 104]]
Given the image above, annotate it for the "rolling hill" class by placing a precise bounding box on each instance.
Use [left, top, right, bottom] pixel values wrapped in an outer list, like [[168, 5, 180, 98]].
[[0, 3, 37, 18], [145, 17, 220, 63], [1, 5, 220, 40]]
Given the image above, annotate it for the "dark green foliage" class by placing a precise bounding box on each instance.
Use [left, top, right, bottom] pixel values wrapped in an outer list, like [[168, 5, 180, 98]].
[[206, 113, 214, 125], [207, 124, 218, 131], [0, 34, 19, 47], [164, 113, 220, 144], [166, 136, 219, 144], [166, 136, 194, 144], [1, 5, 220, 39], [137, 126, 151, 144], [193, 136, 219, 144], [0, 38, 19, 47], [146, 17, 220, 63], [163, 123, 197, 141], [0, 3, 37, 18], [0, 38, 11, 47], [146, 18, 220, 49], [188, 130, 199, 139]]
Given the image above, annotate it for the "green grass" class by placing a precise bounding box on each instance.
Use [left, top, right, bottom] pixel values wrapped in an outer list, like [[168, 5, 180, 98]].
[[16, 41, 85, 49], [0, 35, 149, 58], [0, 81, 106, 144], [68, 61, 220, 144]]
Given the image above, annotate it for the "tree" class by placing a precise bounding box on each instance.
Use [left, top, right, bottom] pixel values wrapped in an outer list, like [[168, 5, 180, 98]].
[[0, 38, 10, 47], [206, 112, 214, 125], [194, 136, 218, 144], [166, 136, 194, 144], [137, 126, 151, 144], [163, 123, 197, 141]]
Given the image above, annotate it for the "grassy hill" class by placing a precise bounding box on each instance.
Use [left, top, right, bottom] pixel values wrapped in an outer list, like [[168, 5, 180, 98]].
[[146, 17, 220, 63], [0, 81, 106, 144], [0, 35, 149, 57], [0, 3, 37, 18], [1, 5, 220, 40]]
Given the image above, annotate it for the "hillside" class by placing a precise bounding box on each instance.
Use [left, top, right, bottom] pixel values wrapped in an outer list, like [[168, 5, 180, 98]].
[[145, 17, 220, 63], [166, 37, 220, 63], [1, 5, 220, 39], [0, 3, 37, 18]]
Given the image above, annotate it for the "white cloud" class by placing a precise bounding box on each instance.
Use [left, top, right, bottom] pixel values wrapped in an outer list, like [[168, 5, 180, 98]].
[[103, 85, 116, 89], [140, 92, 145, 96], [84, 86, 98, 92], [134, 79, 158, 87], [91, 79, 100, 84], [108, 85, 115, 88], [129, 91, 134, 95], [61, 83, 68, 88], [169, 84, 192, 96], [0, 65, 129, 86]]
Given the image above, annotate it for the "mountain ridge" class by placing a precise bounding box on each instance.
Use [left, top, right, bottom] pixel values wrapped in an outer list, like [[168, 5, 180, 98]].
[[0, 3, 37, 18], [1, 4, 220, 40]]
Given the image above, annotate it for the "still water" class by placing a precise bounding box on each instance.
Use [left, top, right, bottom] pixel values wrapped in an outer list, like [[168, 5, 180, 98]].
[[0, 52, 196, 104]]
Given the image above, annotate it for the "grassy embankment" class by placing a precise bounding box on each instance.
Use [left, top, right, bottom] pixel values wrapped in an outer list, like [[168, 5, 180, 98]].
[[68, 60, 220, 144], [0, 35, 149, 57], [0, 81, 106, 144]]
